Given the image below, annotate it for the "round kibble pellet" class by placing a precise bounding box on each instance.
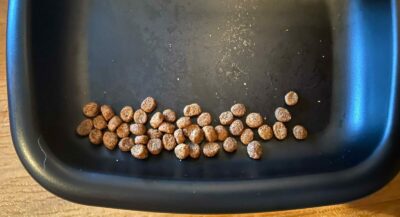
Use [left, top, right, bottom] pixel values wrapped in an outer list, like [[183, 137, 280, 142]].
[[258, 124, 273, 140], [174, 129, 186, 144], [147, 138, 162, 155], [176, 117, 191, 129], [130, 123, 146, 136], [183, 124, 200, 137], [229, 119, 244, 136], [174, 143, 190, 160], [158, 122, 175, 134], [116, 123, 130, 138], [120, 106, 134, 122], [147, 128, 162, 139], [76, 119, 93, 136], [183, 103, 202, 117], [203, 142, 220, 158], [141, 96, 157, 113], [240, 128, 254, 145], [219, 111, 234, 125], [285, 91, 299, 106], [245, 113, 263, 128], [108, 116, 122, 132], [215, 125, 229, 141], [293, 125, 308, 140], [189, 127, 204, 144], [273, 122, 287, 140], [247, 141, 262, 160], [274, 107, 291, 122], [93, 115, 107, 130], [101, 105, 115, 121], [150, 112, 164, 128], [118, 137, 134, 152], [103, 131, 118, 150], [223, 137, 238, 153], [89, 129, 102, 145], [189, 143, 201, 159], [131, 144, 148, 160], [135, 135, 149, 145], [162, 133, 177, 151], [203, 126, 217, 142], [230, 103, 246, 117], [133, 109, 148, 124], [162, 109, 177, 122], [197, 112, 212, 127], [83, 102, 99, 118]]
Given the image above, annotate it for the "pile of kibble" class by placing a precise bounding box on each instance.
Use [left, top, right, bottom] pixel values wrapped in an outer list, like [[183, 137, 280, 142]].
[[76, 91, 307, 160]]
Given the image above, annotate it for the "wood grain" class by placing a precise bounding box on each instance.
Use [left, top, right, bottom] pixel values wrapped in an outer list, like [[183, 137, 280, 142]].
[[1, 0, 400, 216]]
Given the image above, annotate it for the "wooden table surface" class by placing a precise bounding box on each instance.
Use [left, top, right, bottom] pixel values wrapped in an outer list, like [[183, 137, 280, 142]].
[[1, 1, 400, 216]]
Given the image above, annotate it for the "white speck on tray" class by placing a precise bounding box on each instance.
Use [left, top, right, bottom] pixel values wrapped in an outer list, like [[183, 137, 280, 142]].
[[322, 55, 325, 58], [177, 77, 180, 81], [285, 29, 289, 32], [243, 82, 247, 86], [317, 100, 321, 103]]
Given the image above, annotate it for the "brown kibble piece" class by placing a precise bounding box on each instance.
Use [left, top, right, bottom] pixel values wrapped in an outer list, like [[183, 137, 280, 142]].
[[229, 119, 244, 136], [83, 102, 99, 118], [203, 126, 218, 142], [230, 103, 246, 117], [150, 112, 164, 128], [158, 122, 175, 134], [240, 128, 254, 145], [183, 103, 202, 117], [189, 143, 201, 159], [118, 137, 134, 152], [293, 125, 308, 140], [215, 125, 229, 141], [189, 127, 204, 144], [147, 128, 162, 139], [274, 107, 292, 122], [176, 117, 192, 129], [116, 123, 130, 138], [130, 123, 146, 136], [141, 96, 157, 113], [219, 111, 234, 125], [108, 116, 122, 132], [203, 142, 220, 158], [223, 137, 238, 152], [245, 113, 263, 128], [131, 144, 148, 159], [93, 115, 107, 130], [101, 105, 115, 121], [247, 141, 262, 160], [174, 129, 186, 144], [285, 91, 299, 106], [120, 106, 134, 122], [162, 109, 177, 122], [258, 124, 273, 140], [133, 109, 148, 124], [89, 129, 102, 145], [174, 143, 190, 160], [147, 138, 162, 155], [76, 119, 93, 136], [103, 131, 118, 150], [162, 134, 177, 151], [197, 112, 212, 127], [273, 122, 287, 140], [135, 135, 149, 145], [183, 124, 201, 137]]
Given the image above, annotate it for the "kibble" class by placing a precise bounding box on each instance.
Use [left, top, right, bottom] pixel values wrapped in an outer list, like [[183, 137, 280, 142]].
[[285, 91, 299, 106], [203, 142, 220, 158], [93, 115, 107, 130], [133, 109, 148, 124], [83, 102, 99, 118], [189, 143, 201, 159], [162, 109, 177, 122], [135, 135, 149, 145], [258, 124, 273, 140], [150, 112, 164, 128], [223, 137, 238, 153], [215, 125, 229, 141], [162, 134, 177, 151], [273, 122, 287, 140], [131, 144, 148, 159], [147, 128, 162, 139], [141, 96, 157, 113], [174, 129, 186, 144], [88, 129, 102, 145], [118, 137, 134, 152], [158, 122, 175, 134], [293, 125, 308, 140], [229, 119, 244, 136], [103, 131, 118, 150], [183, 124, 201, 137], [219, 111, 234, 125], [174, 143, 190, 160], [203, 126, 218, 142], [147, 138, 162, 155], [176, 117, 191, 129], [189, 127, 204, 144], [120, 106, 134, 122], [130, 123, 146, 136], [101, 105, 115, 121], [116, 123, 130, 138], [240, 128, 254, 145], [76, 119, 93, 136], [197, 112, 212, 127], [274, 107, 291, 122], [183, 103, 202, 117], [230, 103, 246, 117], [245, 113, 263, 128], [247, 141, 262, 160], [108, 116, 122, 132]]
